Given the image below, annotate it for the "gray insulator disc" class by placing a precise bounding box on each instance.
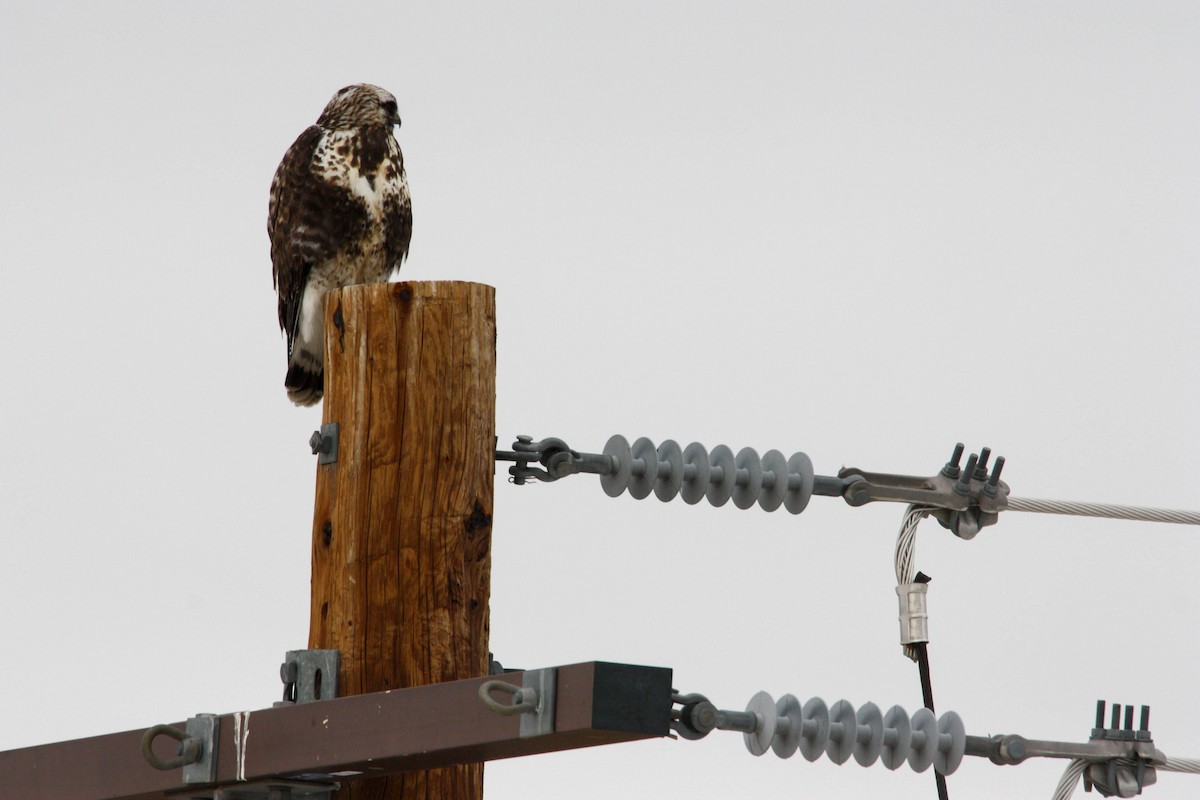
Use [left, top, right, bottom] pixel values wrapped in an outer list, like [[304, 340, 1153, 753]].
[[600, 435, 632, 498], [628, 437, 657, 500], [771, 694, 803, 759], [799, 696, 830, 762], [654, 440, 684, 502], [681, 442, 710, 505], [935, 711, 966, 776], [853, 701, 883, 767], [784, 452, 815, 515], [758, 450, 788, 512], [743, 691, 777, 757], [881, 705, 912, 771], [732, 447, 762, 510], [825, 699, 857, 765], [706, 445, 737, 507], [907, 707, 938, 773]]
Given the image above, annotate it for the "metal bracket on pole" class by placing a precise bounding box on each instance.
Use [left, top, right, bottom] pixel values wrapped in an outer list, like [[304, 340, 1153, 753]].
[[277, 650, 340, 705], [309, 423, 339, 465]]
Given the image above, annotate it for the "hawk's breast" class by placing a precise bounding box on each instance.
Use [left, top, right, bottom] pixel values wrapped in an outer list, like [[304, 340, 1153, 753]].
[[313, 129, 407, 284]]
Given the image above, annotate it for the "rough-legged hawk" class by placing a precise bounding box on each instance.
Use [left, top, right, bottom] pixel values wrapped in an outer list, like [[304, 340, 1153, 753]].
[[268, 84, 412, 406]]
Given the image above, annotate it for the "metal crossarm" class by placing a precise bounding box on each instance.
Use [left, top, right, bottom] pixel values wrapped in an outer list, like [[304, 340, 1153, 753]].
[[0, 662, 673, 800]]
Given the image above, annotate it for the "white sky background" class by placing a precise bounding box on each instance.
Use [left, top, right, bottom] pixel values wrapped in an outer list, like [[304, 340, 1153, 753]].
[[2, 2, 1198, 798]]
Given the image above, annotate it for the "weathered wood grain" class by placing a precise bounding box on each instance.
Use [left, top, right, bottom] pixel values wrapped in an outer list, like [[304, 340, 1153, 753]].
[[309, 281, 496, 800]]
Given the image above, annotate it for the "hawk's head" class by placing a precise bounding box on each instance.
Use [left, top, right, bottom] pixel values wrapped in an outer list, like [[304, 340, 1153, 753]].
[[317, 84, 402, 130]]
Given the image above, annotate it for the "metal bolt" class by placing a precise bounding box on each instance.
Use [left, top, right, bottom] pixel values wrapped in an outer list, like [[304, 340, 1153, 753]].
[[955, 454, 978, 495], [309, 431, 326, 455], [941, 443, 965, 479], [987, 456, 1005, 486], [847, 483, 872, 506], [982, 456, 1006, 496], [973, 447, 992, 480], [1001, 735, 1026, 762]]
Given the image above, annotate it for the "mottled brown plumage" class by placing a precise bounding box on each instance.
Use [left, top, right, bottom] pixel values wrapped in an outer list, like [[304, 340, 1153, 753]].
[[268, 84, 412, 406]]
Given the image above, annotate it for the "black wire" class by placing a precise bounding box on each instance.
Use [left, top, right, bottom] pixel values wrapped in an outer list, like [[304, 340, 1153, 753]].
[[915, 642, 949, 800]]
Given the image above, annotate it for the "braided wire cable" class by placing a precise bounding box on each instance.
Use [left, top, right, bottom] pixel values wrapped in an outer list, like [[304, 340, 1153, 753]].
[[1009, 497, 1200, 526], [1048, 756, 1200, 799], [895, 505, 933, 662], [894, 505, 929, 584], [1164, 756, 1200, 773], [1050, 758, 1088, 800]]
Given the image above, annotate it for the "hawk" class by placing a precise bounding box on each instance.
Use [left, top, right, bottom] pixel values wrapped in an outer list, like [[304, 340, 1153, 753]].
[[268, 84, 412, 406]]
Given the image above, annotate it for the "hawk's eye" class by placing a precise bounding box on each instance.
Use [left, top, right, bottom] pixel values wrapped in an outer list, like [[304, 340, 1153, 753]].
[[381, 99, 398, 115]]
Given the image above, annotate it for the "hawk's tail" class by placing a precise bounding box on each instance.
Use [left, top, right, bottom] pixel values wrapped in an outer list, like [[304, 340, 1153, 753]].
[[285, 347, 324, 407]]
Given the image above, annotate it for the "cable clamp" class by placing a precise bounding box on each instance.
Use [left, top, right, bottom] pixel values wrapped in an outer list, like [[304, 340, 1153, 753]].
[[841, 443, 1009, 539]]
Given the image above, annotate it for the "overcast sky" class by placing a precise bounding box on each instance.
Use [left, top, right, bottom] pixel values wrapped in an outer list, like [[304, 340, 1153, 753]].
[[2, 3, 1198, 799]]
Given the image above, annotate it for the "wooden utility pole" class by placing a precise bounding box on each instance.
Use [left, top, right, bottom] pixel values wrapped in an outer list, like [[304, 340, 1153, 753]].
[[308, 281, 496, 800]]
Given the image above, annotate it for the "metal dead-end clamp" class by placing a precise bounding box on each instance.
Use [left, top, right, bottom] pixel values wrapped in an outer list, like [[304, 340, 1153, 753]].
[[498, 435, 1009, 539], [969, 700, 1164, 798], [840, 442, 1009, 540]]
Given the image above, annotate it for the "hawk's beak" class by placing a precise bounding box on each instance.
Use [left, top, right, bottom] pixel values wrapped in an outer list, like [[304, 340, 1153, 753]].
[[393, 115, 402, 129]]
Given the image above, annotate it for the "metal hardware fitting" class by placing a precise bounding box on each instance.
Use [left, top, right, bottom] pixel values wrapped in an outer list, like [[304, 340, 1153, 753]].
[[840, 442, 1009, 538], [478, 667, 557, 737], [168, 778, 339, 800], [278, 650, 339, 705], [495, 436, 575, 485], [141, 714, 219, 784], [896, 581, 929, 645], [966, 699, 1162, 797], [309, 423, 339, 465], [488, 651, 520, 675]]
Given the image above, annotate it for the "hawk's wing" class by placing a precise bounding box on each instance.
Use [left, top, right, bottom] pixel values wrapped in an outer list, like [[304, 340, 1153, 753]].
[[381, 135, 414, 272], [267, 125, 354, 356]]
